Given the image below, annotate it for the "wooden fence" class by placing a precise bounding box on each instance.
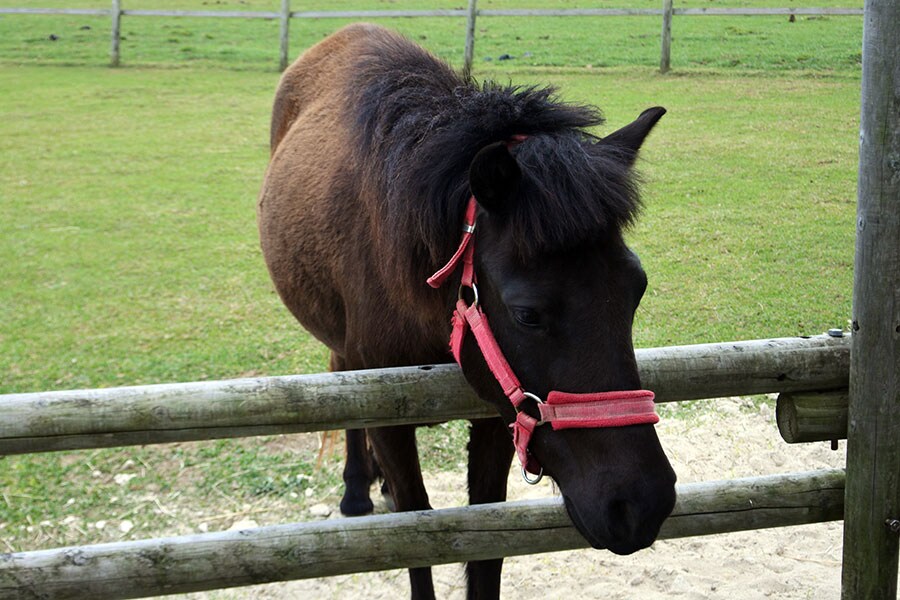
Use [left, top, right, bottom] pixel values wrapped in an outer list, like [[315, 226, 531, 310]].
[[0, 335, 853, 598], [0, 470, 846, 599], [0, 1, 864, 72], [0, 1, 895, 597], [841, 0, 899, 596], [0, 335, 851, 455]]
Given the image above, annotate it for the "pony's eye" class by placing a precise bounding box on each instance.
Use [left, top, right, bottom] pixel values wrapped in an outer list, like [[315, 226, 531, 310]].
[[512, 307, 542, 328]]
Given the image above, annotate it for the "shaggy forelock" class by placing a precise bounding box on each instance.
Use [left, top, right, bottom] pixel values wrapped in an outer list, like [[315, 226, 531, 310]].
[[507, 133, 641, 257]]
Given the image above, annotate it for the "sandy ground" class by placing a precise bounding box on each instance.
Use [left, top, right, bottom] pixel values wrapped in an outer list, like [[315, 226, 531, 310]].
[[173, 397, 848, 599]]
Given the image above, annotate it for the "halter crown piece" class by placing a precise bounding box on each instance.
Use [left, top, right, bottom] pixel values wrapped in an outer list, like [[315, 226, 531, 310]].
[[427, 139, 660, 484]]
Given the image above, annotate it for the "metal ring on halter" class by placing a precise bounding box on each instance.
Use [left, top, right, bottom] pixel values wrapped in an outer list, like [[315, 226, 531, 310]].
[[522, 466, 544, 485], [521, 392, 544, 406], [519, 392, 545, 484], [458, 282, 479, 307], [518, 392, 545, 424]]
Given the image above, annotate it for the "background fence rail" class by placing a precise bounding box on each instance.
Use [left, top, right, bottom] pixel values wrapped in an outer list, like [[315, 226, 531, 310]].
[[0, 2, 865, 72]]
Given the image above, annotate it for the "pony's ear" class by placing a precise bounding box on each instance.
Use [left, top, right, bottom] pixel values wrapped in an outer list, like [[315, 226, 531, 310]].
[[600, 106, 666, 166], [469, 141, 521, 214]]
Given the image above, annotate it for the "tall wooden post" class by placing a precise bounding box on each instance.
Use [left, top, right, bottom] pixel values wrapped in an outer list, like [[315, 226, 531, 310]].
[[660, 0, 673, 73], [279, 0, 291, 71], [463, 0, 477, 80], [841, 0, 900, 597], [110, 0, 122, 67]]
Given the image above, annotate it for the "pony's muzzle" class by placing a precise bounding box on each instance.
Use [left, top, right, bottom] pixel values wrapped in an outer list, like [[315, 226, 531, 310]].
[[562, 469, 677, 555], [602, 494, 671, 555]]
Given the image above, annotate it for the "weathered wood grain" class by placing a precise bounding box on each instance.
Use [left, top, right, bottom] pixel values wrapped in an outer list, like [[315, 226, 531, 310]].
[[0, 336, 850, 455], [463, 0, 478, 80], [278, 0, 290, 71], [110, 0, 121, 67], [660, 0, 673, 73], [0, 335, 850, 454], [841, 0, 900, 597], [776, 390, 848, 443], [0, 469, 845, 600], [636, 334, 850, 401]]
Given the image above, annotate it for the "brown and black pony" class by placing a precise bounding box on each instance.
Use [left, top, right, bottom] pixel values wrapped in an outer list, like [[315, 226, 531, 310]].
[[258, 23, 676, 600]]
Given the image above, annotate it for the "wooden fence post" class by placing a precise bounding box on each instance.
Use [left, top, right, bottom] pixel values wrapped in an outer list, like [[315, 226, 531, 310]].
[[110, 0, 122, 67], [279, 0, 290, 71], [841, 0, 900, 597], [660, 0, 673, 73], [463, 0, 478, 79]]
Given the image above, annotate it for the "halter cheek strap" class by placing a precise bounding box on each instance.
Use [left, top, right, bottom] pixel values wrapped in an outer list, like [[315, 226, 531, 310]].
[[428, 193, 659, 483]]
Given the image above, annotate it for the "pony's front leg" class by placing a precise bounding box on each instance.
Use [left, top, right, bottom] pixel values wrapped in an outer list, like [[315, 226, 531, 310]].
[[466, 417, 515, 600], [367, 424, 435, 600], [339, 428, 376, 515], [330, 353, 377, 516]]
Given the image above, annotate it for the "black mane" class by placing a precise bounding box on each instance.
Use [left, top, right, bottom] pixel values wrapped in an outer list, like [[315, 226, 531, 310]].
[[348, 31, 642, 280]]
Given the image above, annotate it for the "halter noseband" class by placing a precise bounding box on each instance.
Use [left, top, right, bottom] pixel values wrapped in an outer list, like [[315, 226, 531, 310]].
[[426, 155, 659, 484]]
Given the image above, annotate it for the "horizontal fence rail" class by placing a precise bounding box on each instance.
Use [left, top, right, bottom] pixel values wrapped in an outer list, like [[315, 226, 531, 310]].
[[0, 335, 849, 455], [0, 6, 865, 17], [0, 8, 111, 15], [0, 8, 278, 17], [0, 3, 864, 72], [777, 389, 849, 443], [0, 469, 845, 600]]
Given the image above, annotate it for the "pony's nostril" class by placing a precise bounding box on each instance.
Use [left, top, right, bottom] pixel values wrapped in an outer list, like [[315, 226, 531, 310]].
[[605, 498, 640, 541]]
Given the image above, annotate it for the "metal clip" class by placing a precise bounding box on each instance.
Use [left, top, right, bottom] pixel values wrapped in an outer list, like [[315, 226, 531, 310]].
[[458, 282, 479, 307], [517, 392, 546, 425], [522, 466, 544, 485]]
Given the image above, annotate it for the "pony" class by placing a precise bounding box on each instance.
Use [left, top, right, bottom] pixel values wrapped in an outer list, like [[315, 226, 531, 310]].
[[258, 23, 676, 600]]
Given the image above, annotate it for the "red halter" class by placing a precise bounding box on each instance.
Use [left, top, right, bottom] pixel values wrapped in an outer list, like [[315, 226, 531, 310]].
[[427, 195, 659, 483]]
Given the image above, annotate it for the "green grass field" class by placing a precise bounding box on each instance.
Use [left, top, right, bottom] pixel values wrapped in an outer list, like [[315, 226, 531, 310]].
[[0, 0, 863, 71], [0, 2, 861, 554]]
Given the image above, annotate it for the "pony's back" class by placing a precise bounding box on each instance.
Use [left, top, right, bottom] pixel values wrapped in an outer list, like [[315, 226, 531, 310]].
[[259, 23, 456, 358], [268, 23, 419, 154]]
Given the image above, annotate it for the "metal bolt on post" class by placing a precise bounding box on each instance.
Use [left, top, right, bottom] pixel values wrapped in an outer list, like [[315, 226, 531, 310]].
[[887, 519, 900, 535]]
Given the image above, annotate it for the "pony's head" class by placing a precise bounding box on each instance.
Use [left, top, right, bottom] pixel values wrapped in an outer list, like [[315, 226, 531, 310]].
[[458, 107, 676, 555]]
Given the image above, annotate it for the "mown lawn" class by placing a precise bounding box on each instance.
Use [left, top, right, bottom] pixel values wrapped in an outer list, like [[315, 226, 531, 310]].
[[0, 2, 860, 556]]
